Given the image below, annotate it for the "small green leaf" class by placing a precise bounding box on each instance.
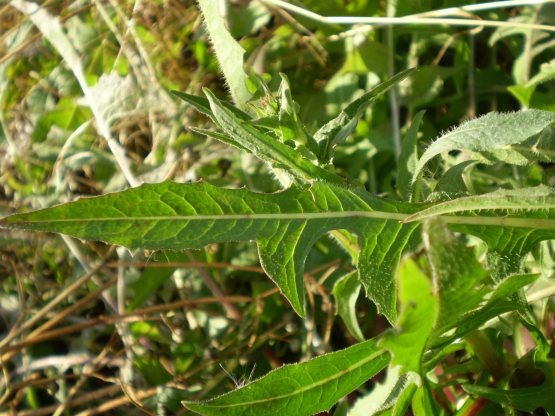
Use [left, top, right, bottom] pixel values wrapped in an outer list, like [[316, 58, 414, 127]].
[[128, 251, 190, 310], [487, 273, 540, 303], [397, 110, 425, 201], [278, 73, 309, 146], [197, 0, 251, 108], [348, 366, 419, 416], [333, 271, 364, 342], [527, 58, 555, 88], [314, 68, 416, 163], [411, 385, 441, 416], [171, 90, 250, 120], [184, 339, 391, 416], [423, 218, 489, 332], [434, 160, 475, 197], [379, 258, 438, 374], [203, 88, 345, 185], [190, 127, 252, 153], [430, 273, 539, 348]]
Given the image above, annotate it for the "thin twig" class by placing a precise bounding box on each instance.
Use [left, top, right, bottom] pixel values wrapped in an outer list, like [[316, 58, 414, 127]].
[[0, 257, 108, 350], [186, 251, 243, 321]]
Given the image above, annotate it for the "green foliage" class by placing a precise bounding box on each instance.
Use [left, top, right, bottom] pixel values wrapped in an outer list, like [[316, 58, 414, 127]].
[[2, 1, 555, 415], [379, 258, 438, 374], [333, 271, 364, 342], [197, 0, 251, 108], [184, 339, 390, 416], [413, 110, 555, 185], [1, 180, 419, 321]]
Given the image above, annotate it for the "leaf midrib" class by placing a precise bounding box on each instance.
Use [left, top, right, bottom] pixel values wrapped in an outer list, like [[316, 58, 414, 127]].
[[6, 211, 555, 230], [188, 348, 388, 409], [5, 211, 409, 223]]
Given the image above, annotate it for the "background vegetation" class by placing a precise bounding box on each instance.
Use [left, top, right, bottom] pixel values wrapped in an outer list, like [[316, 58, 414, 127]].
[[0, 0, 554, 415]]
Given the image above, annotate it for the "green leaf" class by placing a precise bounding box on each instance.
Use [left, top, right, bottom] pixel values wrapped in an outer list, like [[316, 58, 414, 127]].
[[487, 273, 540, 303], [190, 127, 252, 153], [413, 110, 555, 183], [404, 186, 555, 233], [430, 273, 539, 348], [478, 127, 555, 165], [391, 383, 418, 416], [463, 354, 555, 414], [397, 110, 425, 201], [128, 251, 190, 310], [348, 366, 419, 416], [0, 181, 419, 322], [333, 271, 364, 342], [184, 339, 391, 416], [203, 88, 345, 185], [423, 218, 489, 332], [197, 0, 251, 108], [31, 98, 91, 143], [411, 385, 441, 416], [171, 90, 250, 120], [278, 73, 309, 146], [527, 58, 555, 88], [434, 161, 475, 197], [379, 258, 438, 374], [313, 68, 416, 163], [134, 355, 173, 386]]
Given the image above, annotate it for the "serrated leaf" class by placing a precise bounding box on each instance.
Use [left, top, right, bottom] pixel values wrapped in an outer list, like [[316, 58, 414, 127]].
[[333, 271, 364, 342], [197, 0, 250, 108], [314, 68, 416, 163], [0, 181, 419, 322], [184, 339, 391, 416], [413, 110, 555, 183], [397, 110, 425, 201], [203, 88, 345, 185], [379, 258, 438, 374]]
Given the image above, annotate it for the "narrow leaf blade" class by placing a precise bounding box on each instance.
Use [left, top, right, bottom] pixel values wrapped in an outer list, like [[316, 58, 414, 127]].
[[404, 186, 555, 228], [314, 68, 416, 162], [397, 110, 425, 201], [333, 271, 364, 342], [184, 339, 391, 416], [197, 0, 251, 108]]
